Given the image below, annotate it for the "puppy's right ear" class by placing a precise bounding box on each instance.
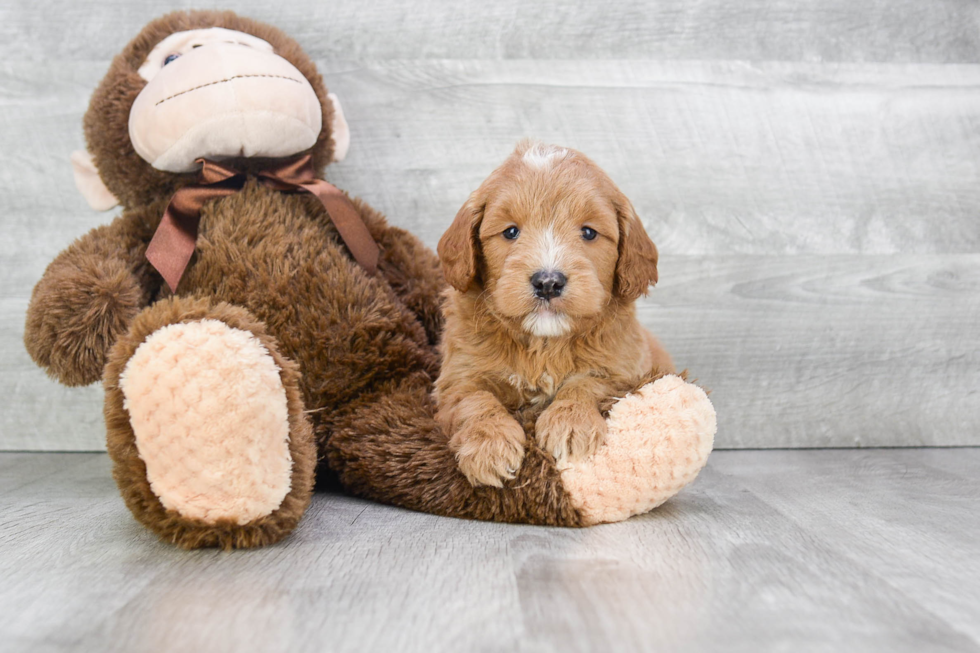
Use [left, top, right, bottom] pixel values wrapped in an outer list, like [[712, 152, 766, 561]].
[[438, 193, 485, 292]]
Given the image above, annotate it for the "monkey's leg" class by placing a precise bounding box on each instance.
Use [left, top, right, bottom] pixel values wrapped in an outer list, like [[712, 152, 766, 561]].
[[325, 373, 584, 526], [351, 198, 447, 348], [326, 374, 715, 527], [102, 296, 316, 549]]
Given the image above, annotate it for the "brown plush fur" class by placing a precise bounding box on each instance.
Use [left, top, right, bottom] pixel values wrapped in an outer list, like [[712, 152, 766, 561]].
[[327, 382, 583, 526], [24, 11, 581, 547], [25, 218, 156, 386], [436, 143, 674, 487]]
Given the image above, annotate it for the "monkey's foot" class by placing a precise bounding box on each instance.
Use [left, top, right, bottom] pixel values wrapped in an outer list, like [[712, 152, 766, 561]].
[[559, 375, 716, 525], [104, 297, 316, 549]]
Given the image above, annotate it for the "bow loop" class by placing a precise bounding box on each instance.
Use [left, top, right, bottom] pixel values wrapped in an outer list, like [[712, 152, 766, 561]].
[[198, 158, 241, 185], [145, 154, 379, 292]]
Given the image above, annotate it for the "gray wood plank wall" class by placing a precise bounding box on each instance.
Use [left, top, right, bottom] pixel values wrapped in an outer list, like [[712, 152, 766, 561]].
[[1, 1, 978, 450]]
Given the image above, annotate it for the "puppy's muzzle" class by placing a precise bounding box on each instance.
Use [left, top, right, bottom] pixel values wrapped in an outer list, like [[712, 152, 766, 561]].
[[531, 270, 566, 300]]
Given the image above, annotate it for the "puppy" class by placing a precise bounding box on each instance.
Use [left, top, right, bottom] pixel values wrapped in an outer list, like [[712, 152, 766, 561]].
[[435, 141, 675, 487]]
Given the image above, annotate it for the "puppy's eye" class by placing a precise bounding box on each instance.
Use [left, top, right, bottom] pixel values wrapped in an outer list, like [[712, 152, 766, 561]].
[[163, 53, 181, 66], [582, 227, 599, 241], [502, 226, 520, 240]]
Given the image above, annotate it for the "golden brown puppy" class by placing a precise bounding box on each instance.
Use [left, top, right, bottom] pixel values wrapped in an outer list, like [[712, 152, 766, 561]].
[[435, 140, 675, 487]]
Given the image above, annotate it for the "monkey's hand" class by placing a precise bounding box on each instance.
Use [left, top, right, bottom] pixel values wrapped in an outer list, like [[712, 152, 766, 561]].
[[25, 232, 150, 387]]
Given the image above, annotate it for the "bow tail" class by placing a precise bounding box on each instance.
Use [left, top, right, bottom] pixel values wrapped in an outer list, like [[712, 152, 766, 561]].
[[300, 180, 380, 275], [145, 204, 200, 293], [146, 175, 241, 293]]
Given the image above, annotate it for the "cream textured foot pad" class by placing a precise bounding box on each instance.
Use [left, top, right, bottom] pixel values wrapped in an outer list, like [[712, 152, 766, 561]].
[[561, 375, 717, 525], [120, 319, 293, 525]]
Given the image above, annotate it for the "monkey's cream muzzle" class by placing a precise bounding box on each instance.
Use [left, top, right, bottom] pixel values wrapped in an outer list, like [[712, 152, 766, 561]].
[[129, 28, 323, 173]]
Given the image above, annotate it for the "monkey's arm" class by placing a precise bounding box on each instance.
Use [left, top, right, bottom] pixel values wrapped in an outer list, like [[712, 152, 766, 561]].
[[350, 198, 447, 347], [24, 212, 161, 386]]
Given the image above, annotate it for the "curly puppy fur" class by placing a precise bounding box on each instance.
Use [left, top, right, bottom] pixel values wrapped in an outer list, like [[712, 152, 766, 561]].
[[436, 141, 675, 487], [24, 11, 583, 547]]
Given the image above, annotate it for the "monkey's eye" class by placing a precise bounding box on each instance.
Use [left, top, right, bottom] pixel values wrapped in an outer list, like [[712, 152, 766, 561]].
[[582, 227, 598, 241], [163, 53, 181, 66], [502, 226, 520, 240]]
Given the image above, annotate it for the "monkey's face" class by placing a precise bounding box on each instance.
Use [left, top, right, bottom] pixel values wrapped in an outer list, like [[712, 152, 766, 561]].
[[129, 27, 323, 173], [78, 11, 345, 210]]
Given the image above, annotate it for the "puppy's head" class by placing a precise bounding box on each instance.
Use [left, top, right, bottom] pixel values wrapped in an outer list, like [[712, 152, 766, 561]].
[[438, 141, 659, 337]]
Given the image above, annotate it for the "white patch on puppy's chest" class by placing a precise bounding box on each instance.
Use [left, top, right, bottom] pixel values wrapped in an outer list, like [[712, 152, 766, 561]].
[[540, 372, 555, 395], [508, 371, 557, 406], [506, 373, 525, 391]]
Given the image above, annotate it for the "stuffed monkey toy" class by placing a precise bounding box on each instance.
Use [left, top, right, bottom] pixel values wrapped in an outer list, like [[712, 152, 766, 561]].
[[24, 10, 716, 549]]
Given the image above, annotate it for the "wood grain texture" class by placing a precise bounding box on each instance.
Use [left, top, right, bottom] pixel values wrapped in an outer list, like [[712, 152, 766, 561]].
[[714, 449, 980, 645], [648, 254, 980, 448], [5, 254, 979, 450], [7, 60, 980, 281], [2, 6, 979, 450], [2, 0, 980, 63], [1, 450, 978, 652], [321, 59, 980, 255]]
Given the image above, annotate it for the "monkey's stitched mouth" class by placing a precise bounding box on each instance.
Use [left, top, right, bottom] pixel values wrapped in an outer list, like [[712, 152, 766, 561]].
[[154, 74, 304, 106]]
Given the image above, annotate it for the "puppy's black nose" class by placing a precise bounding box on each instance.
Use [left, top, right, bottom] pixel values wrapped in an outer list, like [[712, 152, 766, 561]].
[[531, 270, 567, 300]]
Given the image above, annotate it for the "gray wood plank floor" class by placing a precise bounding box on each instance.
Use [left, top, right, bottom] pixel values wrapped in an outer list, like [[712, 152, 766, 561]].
[[1, 449, 978, 653]]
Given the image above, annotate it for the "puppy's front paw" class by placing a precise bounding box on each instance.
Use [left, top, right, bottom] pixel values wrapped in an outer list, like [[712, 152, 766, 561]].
[[536, 400, 607, 464], [450, 417, 526, 488]]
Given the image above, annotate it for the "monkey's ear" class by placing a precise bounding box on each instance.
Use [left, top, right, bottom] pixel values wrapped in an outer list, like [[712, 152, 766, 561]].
[[438, 192, 485, 292], [70, 150, 119, 211], [327, 93, 350, 163]]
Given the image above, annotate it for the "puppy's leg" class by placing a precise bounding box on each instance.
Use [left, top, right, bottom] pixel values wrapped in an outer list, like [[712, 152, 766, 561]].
[[536, 376, 609, 464], [439, 391, 526, 488]]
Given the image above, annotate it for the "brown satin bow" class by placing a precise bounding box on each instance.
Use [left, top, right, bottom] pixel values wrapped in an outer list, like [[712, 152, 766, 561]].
[[145, 154, 380, 292]]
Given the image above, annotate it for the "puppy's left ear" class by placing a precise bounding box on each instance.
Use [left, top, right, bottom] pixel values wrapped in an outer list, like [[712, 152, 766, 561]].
[[613, 197, 659, 300], [438, 192, 485, 292]]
